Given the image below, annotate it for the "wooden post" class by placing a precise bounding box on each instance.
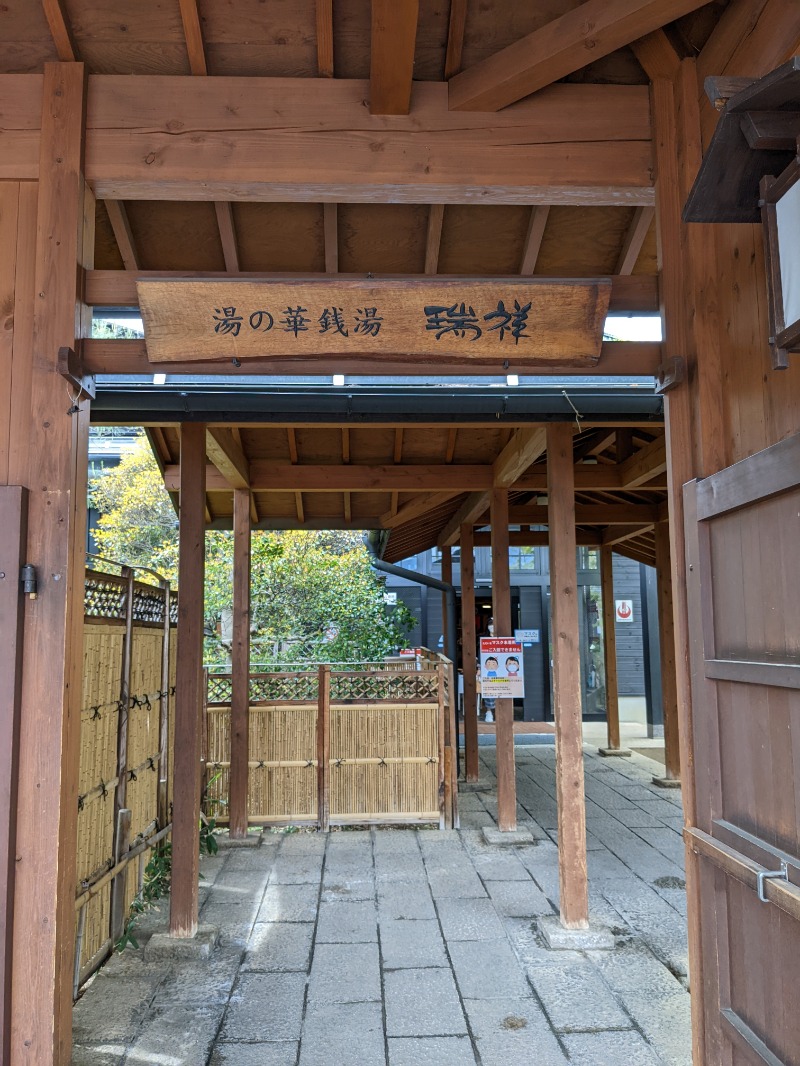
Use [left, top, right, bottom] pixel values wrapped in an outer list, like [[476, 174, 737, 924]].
[[598, 546, 631, 758], [491, 488, 516, 832], [317, 665, 331, 831], [170, 422, 206, 938], [437, 660, 446, 829], [110, 567, 135, 938], [229, 487, 251, 838], [0, 488, 26, 1065], [547, 424, 589, 929], [10, 63, 93, 1066], [157, 580, 171, 828], [440, 544, 452, 660], [654, 522, 681, 785], [460, 523, 480, 782]]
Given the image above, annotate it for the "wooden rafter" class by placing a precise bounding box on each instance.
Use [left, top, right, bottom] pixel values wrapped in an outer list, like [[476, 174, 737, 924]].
[[630, 28, 681, 80], [390, 428, 404, 516], [324, 203, 339, 273], [618, 436, 667, 488], [370, 0, 420, 115], [381, 491, 462, 529], [511, 503, 661, 525], [519, 206, 550, 275], [449, 0, 711, 111], [615, 206, 655, 275], [41, 0, 77, 62], [424, 205, 445, 275], [341, 428, 350, 463], [205, 428, 249, 489], [178, 0, 208, 76], [104, 201, 139, 272], [602, 523, 655, 546], [231, 428, 258, 523], [493, 426, 548, 487], [287, 429, 304, 523], [316, 0, 334, 77], [438, 491, 491, 547], [445, 429, 458, 463], [214, 202, 239, 273], [444, 0, 468, 80]]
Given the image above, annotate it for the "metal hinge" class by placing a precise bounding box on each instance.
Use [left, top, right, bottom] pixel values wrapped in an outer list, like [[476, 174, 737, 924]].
[[757, 861, 789, 903]]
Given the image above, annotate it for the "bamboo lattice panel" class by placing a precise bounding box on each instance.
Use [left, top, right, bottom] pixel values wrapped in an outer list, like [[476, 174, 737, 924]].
[[205, 703, 318, 823], [329, 703, 439, 821]]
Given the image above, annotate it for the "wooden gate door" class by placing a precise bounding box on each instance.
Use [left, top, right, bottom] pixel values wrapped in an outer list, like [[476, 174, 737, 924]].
[[684, 432, 800, 1066]]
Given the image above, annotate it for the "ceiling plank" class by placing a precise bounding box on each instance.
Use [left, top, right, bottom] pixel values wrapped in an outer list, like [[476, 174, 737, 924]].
[[424, 205, 445, 275], [205, 428, 249, 489], [370, 0, 420, 115], [448, 0, 711, 111], [343, 493, 352, 522], [324, 203, 339, 274], [630, 29, 681, 81], [104, 200, 139, 272], [42, 0, 78, 62], [287, 428, 299, 464], [438, 492, 491, 547], [519, 206, 550, 275], [615, 206, 655, 275], [445, 0, 468, 80], [381, 491, 463, 529], [493, 427, 548, 487], [316, 0, 335, 77], [214, 202, 240, 273], [178, 0, 208, 76], [342, 429, 350, 463]]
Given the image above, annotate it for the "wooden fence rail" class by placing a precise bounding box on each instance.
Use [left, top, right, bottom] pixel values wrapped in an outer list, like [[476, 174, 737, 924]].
[[204, 655, 458, 830]]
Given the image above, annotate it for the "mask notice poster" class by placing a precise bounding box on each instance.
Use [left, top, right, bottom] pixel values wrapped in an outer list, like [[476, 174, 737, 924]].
[[479, 637, 525, 699]]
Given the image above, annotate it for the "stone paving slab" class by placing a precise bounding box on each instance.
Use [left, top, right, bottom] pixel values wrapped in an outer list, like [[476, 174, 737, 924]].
[[72, 747, 693, 1066]]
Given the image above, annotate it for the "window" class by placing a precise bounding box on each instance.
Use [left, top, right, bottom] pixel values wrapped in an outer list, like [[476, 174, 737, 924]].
[[432, 546, 461, 563], [578, 548, 599, 570], [509, 546, 537, 570]]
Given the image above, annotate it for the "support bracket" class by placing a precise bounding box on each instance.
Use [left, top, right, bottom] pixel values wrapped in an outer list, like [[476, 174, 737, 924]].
[[655, 356, 685, 395], [757, 861, 788, 903], [58, 345, 96, 401]]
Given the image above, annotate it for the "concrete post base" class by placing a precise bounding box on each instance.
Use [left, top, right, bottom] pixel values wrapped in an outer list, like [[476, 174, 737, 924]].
[[598, 747, 632, 757], [538, 915, 616, 951], [145, 925, 220, 961], [652, 776, 682, 789], [214, 831, 262, 849], [482, 826, 536, 847]]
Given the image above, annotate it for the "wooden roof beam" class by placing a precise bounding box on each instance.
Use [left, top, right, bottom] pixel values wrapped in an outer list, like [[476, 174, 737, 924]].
[[630, 29, 681, 81], [424, 205, 445, 275], [104, 200, 139, 272], [370, 0, 419, 115], [381, 491, 463, 529], [286, 428, 304, 523], [615, 206, 655, 275], [178, 0, 208, 76], [316, 0, 334, 77], [448, 0, 712, 111], [438, 492, 490, 547], [214, 202, 239, 273], [618, 435, 667, 488], [324, 203, 339, 273], [519, 206, 550, 275], [42, 0, 77, 62], [205, 428, 249, 489], [509, 503, 661, 525], [445, 0, 468, 79], [493, 426, 549, 487], [603, 524, 655, 547]]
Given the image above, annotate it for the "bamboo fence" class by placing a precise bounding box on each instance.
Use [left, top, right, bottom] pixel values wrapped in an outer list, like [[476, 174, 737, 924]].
[[74, 564, 177, 995], [204, 655, 458, 829]]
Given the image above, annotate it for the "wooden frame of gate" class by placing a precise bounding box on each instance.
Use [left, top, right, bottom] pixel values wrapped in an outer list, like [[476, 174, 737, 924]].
[[683, 433, 800, 1065]]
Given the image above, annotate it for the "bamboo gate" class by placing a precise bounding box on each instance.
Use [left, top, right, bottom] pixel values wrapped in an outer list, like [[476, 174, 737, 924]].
[[74, 561, 177, 995], [204, 651, 458, 831]]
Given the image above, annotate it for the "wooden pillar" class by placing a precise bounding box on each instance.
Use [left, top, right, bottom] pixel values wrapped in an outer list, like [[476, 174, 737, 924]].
[[490, 488, 516, 831], [0, 489, 26, 1065], [10, 63, 94, 1066], [547, 424, 589, 929], [654, 523, 680, 784], [229, 488, 251, 838], [598, 546, 631, 758], [440, 543, 452, 659], [460, 523, 480, 782], [170, 423, 206, 938]]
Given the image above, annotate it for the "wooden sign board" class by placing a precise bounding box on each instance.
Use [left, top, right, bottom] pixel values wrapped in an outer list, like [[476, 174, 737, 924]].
[[137, 278, 611, 367]]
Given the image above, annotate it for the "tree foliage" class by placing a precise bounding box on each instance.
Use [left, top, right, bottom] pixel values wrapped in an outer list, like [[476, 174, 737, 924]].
[[90, 435, 413, 664]]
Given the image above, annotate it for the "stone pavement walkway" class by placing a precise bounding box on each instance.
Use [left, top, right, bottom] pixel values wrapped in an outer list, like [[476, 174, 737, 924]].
[[73, 746, 692, 1066]]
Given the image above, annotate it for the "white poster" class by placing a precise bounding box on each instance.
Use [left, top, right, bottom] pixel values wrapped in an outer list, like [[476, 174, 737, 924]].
[[615, 599, 634, 623], [479, 637, 525, 699]]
